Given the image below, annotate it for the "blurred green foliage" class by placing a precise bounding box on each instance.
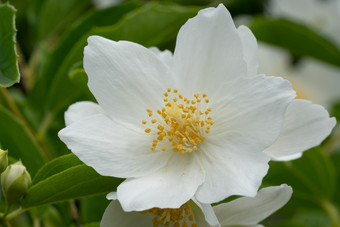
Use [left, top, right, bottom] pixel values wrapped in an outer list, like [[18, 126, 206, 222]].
[[0, 0, 339, 226]]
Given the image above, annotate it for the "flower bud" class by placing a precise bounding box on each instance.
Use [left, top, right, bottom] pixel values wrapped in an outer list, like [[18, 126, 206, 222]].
[[1, 161, 32, 205], [0, 149, 8, 173]]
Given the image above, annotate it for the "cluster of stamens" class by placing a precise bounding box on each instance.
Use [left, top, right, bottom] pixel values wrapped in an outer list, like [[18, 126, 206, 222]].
[[140, 201, 196, 227], [142, 88, 214, 155]]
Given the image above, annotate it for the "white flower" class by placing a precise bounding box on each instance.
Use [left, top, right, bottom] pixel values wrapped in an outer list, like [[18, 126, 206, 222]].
[[92, 0, 124, 9], [58, 4, 334, 211], [100, 185, 293, 227], [236, 26, 337, 161], [268, 0, 340, 47], [258, 43, 340, 111]]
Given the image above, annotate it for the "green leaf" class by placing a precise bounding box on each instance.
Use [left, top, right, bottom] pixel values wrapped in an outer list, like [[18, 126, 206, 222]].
[[271, 221, 305, 227], [83, 223, 100, 227], [250, 18, 340, 68], [0, 106, 45, 176], [0, 3, 20, 87], [32, 153, 82, 184], [264, 148, 337, 204], [80, 194, 110, 224], [331, 152, 340, 206], [293, 209, 331, 227], [22, 154, 123, 208], [35, 0, 91, 41]]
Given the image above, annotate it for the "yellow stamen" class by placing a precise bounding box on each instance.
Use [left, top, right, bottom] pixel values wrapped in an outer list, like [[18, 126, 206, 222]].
[[141, 201, 196, 226], [142, 89, 213, 154]]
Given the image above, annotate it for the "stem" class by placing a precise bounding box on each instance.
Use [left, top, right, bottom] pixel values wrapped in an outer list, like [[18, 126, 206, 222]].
[[0, 88, 52, 161], [37, 112, 54, 141], [71, 201, 81, 227], [5, 207, 26, 221], [33, 219, 40, 227], [0, 88, 25, 121], [0, 220, 12, 227], [321, 200, 340, 227]]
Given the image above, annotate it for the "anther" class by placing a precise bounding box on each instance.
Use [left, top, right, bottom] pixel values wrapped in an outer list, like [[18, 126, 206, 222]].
[[143, 89, 212, 155]]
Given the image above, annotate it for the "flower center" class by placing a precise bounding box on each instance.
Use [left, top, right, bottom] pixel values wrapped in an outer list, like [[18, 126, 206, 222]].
[[140, 201, 197, 227], [142, 89, 214, 155]]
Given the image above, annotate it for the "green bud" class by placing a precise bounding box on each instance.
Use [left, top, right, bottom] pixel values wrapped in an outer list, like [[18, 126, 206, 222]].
[[0, 149, 8, 173], [1, 161, 32, 205]]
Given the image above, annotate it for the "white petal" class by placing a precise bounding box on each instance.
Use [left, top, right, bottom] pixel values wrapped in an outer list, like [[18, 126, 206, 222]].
[[173, 4, 247, 96], [101, 200, 153, 227], [264, 100, 336, 160], [273, 153, 302, 161], [58, 114, 171, 178], [192, 199, 220, 227], [210, 75, 296, 152], [84, 36, 171, 126], [237, 25, 258, 76], [195, 140, 270, 203], [64, 101, 104, 126], [116, 154, 204, 211], [214, 185, 292, 226], [292, 58, 340, 109], [257, 43, 292, 78], [106, 191, 117, 200], [148, 47, 173, 68]]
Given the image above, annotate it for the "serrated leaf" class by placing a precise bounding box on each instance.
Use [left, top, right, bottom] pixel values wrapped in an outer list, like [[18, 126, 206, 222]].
[[0, 106, 45, 176], [0, 3, 20, 87], [22, 154, 123, 208], [250, 18, 340, 68]]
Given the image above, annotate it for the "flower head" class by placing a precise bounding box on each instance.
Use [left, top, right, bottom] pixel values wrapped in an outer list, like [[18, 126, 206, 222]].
[[100, 185, 293, 227], [0, 148, 8, 173], [1, 161, 32, 205], [58, 4, 333, 211], [235, 25, 336, 161]]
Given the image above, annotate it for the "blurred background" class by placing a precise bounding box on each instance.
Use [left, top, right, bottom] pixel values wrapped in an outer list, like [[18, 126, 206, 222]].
[[1, 0, 340, 226]]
